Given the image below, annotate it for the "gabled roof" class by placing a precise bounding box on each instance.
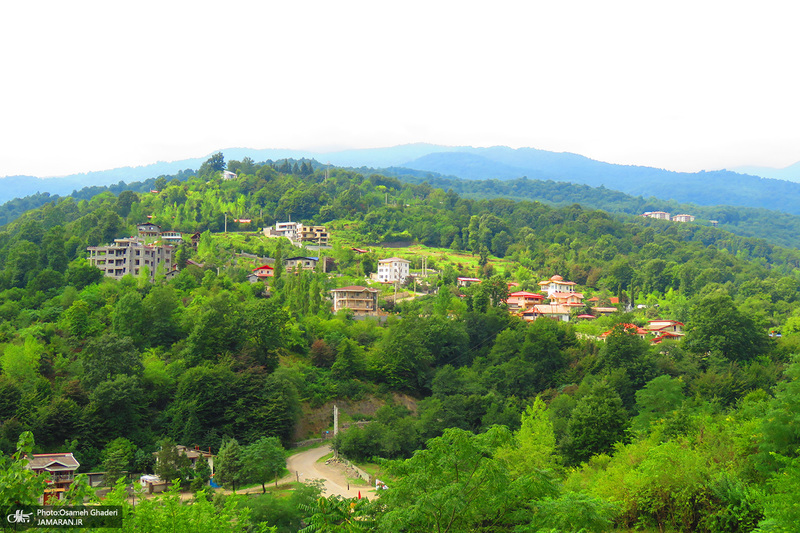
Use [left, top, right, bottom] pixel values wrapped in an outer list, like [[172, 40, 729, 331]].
[[508, 291, 544, 299], [28, 453, 80, 471], [285, 256, 319, 261], [457, 277, 481, 282], [378, 257, 410, 263], [550, 291, 584, 299], [253, 264, 274, 271], [600, 323, 648, 338], [331, 285, 379, 293]]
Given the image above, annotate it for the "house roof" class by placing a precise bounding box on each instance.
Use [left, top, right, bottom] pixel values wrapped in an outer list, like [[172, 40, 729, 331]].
[[587, 296, 600, 302], [457, 277, 481, 282], [331, 286, 379, 293], [253, 264, 274, 271], [539, 275, 576, 286], [378, 257, 410, 263], [508, 291, 544, 299], [550, 291, 584, 299], [28, 453, 80, 471], [532, 304, 573, 315], [576, 314, 596, 319], [600, 323, 648, 337], [285, 256, 319, 261], [652, 332, 684, 344]]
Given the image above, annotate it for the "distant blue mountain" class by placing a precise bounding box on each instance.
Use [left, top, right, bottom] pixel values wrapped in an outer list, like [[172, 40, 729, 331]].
[[4, 144, 800, 216], [399, 147, 800, 215], [732, 160, 800, 182]]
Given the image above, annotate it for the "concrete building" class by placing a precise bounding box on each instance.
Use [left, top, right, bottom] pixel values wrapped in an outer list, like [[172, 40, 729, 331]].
[[671, 214, 695, 222], [284, 256, 319, 271], [331, 286, 379, 316], [538, 275, 578, 298], [377, 257, 410, 283], [642, 211, 671, 220], [298, 225, 330, 246], [264, 221, 301, 241], [87, 238, 174, 280]]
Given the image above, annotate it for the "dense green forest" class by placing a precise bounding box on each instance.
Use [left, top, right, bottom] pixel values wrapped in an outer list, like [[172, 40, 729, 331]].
[[393, 173, 800, 250], [2, 154, 800, 531]]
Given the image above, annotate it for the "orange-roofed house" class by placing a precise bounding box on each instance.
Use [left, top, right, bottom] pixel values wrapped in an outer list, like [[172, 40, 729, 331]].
[[506, 291, 545, 312], [549, 291, 585, 306], [600, 323, 649, 340]]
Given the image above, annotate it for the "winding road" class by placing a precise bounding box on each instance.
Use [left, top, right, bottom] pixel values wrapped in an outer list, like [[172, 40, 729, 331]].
[[285, 445, 376, 499]]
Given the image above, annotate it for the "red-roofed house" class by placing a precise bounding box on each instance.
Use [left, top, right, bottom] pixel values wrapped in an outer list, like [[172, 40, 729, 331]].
[[252, 264, 274, 278], [331, 286, 379, 316], [506, 291, 545, 312], [652, 332, 684, 344], [26, 453, 80, 503]]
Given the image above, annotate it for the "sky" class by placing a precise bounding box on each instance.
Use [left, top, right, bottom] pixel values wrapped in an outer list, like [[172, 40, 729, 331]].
[[2, 0, 799, 178]]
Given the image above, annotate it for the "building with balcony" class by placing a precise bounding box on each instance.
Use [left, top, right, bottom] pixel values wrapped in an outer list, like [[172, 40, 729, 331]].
[[331, 286, 379, 316], [506, 291, 545, 312], [298, 225, 330, 246], [87, 237, 174, 280], [27, 453, 80, 503], [538, 275, 578, 298]]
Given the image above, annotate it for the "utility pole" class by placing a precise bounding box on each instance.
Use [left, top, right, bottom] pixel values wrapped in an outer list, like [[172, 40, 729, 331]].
[[333, 404, 339, 459], [224, 213, 227, 233]]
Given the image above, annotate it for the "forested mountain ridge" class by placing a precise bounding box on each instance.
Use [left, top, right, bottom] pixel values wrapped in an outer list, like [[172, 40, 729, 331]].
[[2, 155, 800, 531], [5, 143, 800, 215], [400, 147, 800, 215], [6, 154, 800, 252], [393, 173, 800, 249]]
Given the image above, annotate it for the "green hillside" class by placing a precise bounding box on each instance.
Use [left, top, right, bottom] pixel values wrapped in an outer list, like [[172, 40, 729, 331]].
[[2, 154, 800, 531]]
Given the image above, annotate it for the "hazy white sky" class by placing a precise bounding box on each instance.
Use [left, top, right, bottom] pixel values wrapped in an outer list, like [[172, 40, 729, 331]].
[[2, 0, 798, 177]]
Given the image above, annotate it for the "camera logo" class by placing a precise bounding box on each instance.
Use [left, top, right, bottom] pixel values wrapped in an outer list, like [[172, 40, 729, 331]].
[[6, 509, 32, 524]]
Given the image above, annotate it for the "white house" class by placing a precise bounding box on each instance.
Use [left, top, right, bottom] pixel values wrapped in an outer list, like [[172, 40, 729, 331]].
[[377, 257, 410, 284], [538, 275, 577, 298]]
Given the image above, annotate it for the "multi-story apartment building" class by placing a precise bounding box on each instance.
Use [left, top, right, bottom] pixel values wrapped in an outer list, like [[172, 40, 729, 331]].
[[87, 238, 174, 280], [377, 257, 410, 284], [330, 286, 379, 316], [642, 211, 671, 220], [264, 221, 300, 241], [298, 225, 330, 246]]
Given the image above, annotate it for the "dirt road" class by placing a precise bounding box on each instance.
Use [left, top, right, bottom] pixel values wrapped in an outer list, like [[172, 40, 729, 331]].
[[285, 445, 375, 499]]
